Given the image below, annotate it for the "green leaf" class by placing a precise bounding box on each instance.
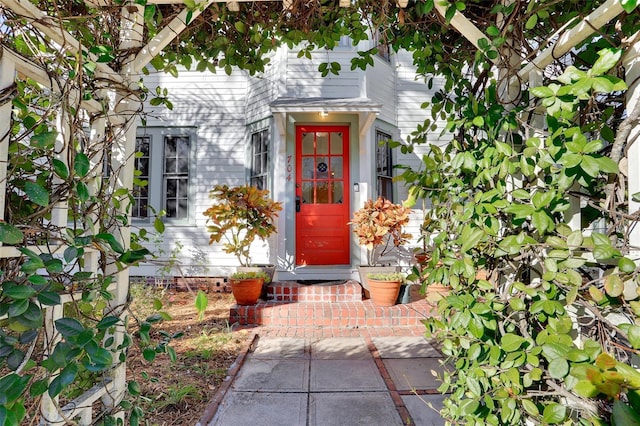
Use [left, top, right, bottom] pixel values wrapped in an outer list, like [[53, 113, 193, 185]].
[[55, 317, 85, 339], [612, 399, 640, 426], [52, 159, 69, 179], [3, 285, 36, 300], [502, 333, 526, 352], [96, 316, 120, 330], [548, 358, 569, 379], [37, 291, 61, 306], [128, 380, 142, 396], [619, 257, 636, 273], [24, 181, 50, 207], [154, 217, 165, 233], [604, 274, 624, 297], [195, 290, 208, 321], [525, 14, 538, 30], [592, 48, 623, 75], [30, 131, 57, 148], [74, 153, 90, 177], [621, 0, 638, 13], [48, 363, 78, 398], [95, 233, 125, 254], [627, 325, 640, 350], [76, 181, 90, 202], [543, 403, 567, 424], [522, 399, 539, 417], [142, 348, 156, 362], [29, 378, 49, 397], [0, 223, 24, 244]]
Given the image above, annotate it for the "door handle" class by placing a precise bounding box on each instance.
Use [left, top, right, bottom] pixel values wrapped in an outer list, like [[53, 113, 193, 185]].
[[296, 196, 301, 213]]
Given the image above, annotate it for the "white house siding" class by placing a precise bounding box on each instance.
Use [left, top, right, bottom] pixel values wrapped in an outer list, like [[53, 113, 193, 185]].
[[283, 49, 365, 99], [133, 69, 264, 277], [366, 56, 397, 124]]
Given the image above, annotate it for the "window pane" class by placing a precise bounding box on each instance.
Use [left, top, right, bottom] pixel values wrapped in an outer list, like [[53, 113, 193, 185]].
[[163, 135, 190, 219], [302, 132, 314, 154], [302, 157, 314, 179], [316, 181, 329, 204], [332, 182, 344, 204], [330, 132, 343, 154], [249, 129, 269, 189], [302, 181, 313, 204], [330, 157, 343, 178], [316, 132, 329, 154], [376, 130, 393, 200], [133, 136, 151, 218]]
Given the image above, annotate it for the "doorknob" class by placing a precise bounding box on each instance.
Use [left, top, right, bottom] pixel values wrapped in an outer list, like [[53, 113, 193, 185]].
[[296, 196, 301, 213]]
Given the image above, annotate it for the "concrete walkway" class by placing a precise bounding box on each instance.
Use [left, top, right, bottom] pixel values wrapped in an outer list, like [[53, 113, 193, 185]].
[[197, 335, 448, 426]]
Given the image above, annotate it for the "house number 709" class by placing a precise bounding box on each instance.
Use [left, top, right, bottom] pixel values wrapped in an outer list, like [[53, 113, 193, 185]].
[[287, 155, 293, 181]]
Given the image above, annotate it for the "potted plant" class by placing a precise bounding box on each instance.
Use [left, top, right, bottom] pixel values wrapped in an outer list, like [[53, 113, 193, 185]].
[[203, 184, 282, 283], [366, 272, 404, 306], [229, 271, 271, 305], [349, 197, 411, 296]]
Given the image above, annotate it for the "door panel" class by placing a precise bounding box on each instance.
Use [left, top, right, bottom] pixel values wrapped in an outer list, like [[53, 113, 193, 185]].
[[295, 126, 350, 265]]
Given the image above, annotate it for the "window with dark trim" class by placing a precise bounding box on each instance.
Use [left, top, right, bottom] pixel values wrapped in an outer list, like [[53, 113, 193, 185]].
[[133, 131, 193, 220], [250, 129, 269, 190], [376, 130, 393, 200], [132, 136, 150, 218], [163, 136, 190, 219]]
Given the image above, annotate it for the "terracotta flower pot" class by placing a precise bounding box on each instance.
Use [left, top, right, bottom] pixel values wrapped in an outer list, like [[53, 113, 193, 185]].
[[230, 278, 264, 305], [368, 278, 402, 307]]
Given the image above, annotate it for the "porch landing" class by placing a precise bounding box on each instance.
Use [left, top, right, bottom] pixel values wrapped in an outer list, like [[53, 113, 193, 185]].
[[229, 280, 436, 332]]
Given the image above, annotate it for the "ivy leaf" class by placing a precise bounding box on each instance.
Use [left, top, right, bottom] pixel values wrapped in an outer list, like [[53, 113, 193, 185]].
[[604, 274, 624, 297], [627, 325, 640, 350], [24, 181, 50, 207], [548, 358, 569, 379], [37, 291, 61, 306], [30, 131, 56, 148], [76, 181, 90, 202], [618, 257, 636, 273], [612, 399, 640, 425], [542, 403, 567, 424], [3, 286, 36, 300], [96, 316, 121, 330], [73, 152, 90, 177], [52, 159, 69, 179], [48, 363, 78, 398], [0, 223, 24, 245], [95, 233, 125, 254], [621, 0, 638, 13], [591, 48, 622, 76], [55, 317, 85, 339], [501, 333, 526, 352]]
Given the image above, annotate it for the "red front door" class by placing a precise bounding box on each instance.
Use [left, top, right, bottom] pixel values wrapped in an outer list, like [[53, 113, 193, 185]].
[[295, 126, 350, 265]]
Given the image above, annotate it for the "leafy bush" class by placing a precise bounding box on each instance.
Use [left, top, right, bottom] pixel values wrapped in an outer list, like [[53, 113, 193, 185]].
[[399, 49, 640, 424]]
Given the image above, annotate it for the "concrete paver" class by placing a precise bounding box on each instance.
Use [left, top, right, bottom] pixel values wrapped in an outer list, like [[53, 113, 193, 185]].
[[250, 337, 308, 359], [232, 358, 309, 392], [383, 358, 445, 391], [209, 392, 307, 426], [402, 394, 447, 426], [310, 359, 387, 391], [309, 392, 403, 426], [372, 336, 441, 358], [200, 335, 449, 426], [310, 337, 371, 359]]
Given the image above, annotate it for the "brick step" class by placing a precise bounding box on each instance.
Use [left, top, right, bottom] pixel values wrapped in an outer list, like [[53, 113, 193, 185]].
[[229, 299, 435, 327], [266, 280, 363, 302]]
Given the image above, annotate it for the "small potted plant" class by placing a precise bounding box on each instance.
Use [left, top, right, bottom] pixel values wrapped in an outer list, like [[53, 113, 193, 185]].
[[229, 271, 271, 305], [203, 184, 282, 283], [349, 197, 411, 296], [366, 272, 404, 306]]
